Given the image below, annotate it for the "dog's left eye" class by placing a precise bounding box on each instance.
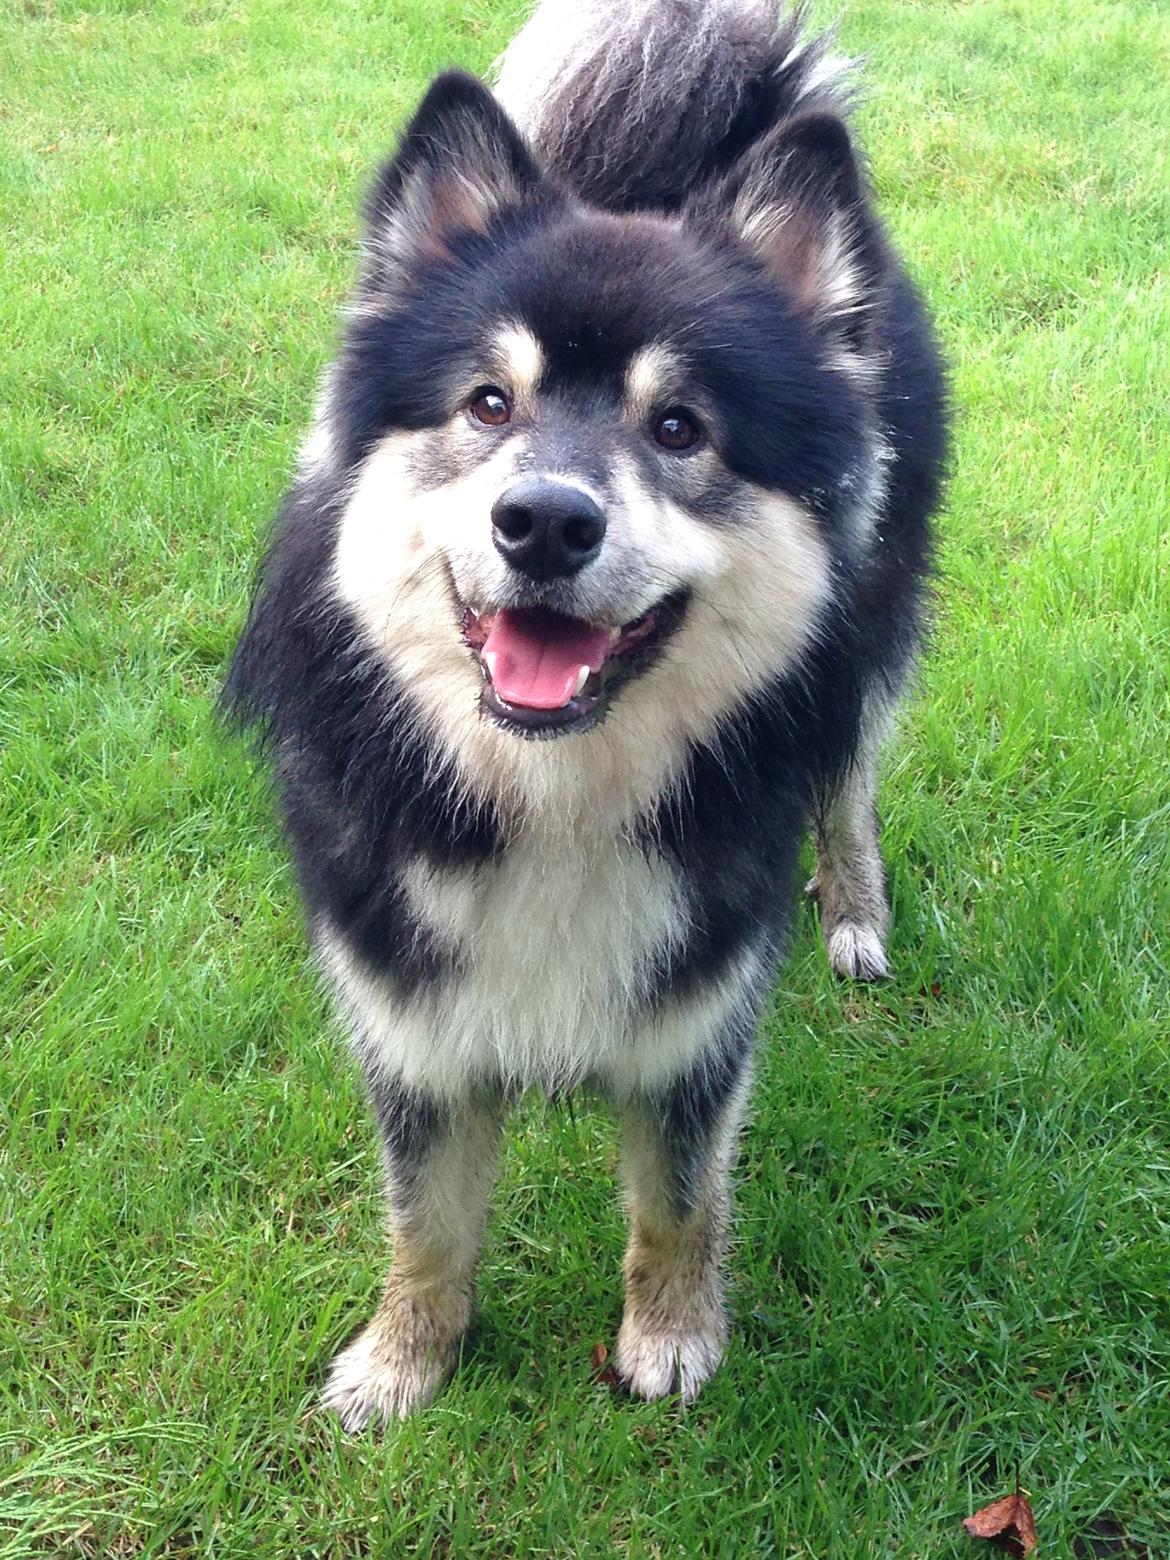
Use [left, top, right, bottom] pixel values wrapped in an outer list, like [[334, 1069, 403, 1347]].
[[469, 387, 512, 427], [653, 408, 702, 451]]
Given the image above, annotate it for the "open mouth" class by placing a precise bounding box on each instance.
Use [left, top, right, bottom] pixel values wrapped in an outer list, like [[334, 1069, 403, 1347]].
[[461, 595, 687, 736]]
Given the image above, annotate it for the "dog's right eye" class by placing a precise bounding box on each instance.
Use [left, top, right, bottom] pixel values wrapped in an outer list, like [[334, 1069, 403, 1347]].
[[653, 407, 702, 452], [469, 388, 512, 427]]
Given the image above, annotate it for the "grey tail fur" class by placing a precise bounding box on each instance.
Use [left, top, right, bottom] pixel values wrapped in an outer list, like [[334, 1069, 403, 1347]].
[[494, 0, 855, 213]]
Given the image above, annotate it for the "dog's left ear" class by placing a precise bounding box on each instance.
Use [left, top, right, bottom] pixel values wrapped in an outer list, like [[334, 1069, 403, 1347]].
[[361, 71, 550, 293], [704, 111, 887, 350]]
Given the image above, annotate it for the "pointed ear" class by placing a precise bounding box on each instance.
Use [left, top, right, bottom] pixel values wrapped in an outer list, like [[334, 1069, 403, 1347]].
[[361, 71, 548, 292], [712, 112, 886, 350]]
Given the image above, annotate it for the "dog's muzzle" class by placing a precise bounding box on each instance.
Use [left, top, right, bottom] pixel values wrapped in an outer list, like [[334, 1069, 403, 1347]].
[[491, 478, 606, 583], [461, 592, 689, 738]]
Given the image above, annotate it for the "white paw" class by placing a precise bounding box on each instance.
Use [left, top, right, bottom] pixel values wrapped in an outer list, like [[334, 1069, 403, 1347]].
[[614, 1315, 727, 1404], [322, 1318, 456, 1431], [826, 919, 890, 981]]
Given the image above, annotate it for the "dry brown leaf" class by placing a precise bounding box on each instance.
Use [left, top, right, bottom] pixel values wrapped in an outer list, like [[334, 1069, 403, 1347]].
[[963, 1490, 1038, 1556], [590, 1340, 620, 1387]]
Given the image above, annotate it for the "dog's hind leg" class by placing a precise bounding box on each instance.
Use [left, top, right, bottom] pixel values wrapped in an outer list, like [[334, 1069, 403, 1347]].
[[808, 719, 892, 981], [613, 1033, 752, 1403], [322, 1081, 504, 1430]]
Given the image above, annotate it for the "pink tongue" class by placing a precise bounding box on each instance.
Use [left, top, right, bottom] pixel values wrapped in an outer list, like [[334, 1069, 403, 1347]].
[[481, 608, 613, 710]]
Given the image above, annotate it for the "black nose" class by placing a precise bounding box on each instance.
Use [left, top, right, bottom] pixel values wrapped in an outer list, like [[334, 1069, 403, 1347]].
[[491, 478, 606, 581]]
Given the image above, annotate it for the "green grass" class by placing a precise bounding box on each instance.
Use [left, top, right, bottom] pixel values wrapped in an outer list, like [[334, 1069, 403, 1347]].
[[2, 0, 1168, 1553]]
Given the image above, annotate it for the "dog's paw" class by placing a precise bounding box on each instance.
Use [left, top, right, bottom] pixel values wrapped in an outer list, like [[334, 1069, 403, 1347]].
[[825, 918, 890, 981], [322, 1313, 459, 1431], [614, 1313, 727, 1404]]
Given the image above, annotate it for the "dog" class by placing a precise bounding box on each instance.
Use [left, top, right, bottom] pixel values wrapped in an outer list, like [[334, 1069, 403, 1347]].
[[224, 0, 948, 1428]]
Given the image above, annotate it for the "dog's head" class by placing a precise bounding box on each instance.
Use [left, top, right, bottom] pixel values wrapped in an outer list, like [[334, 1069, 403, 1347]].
[[317, 72, 887, 750]]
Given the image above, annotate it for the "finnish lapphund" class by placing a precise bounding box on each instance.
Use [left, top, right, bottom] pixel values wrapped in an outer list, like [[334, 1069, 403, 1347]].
[[224, 0, 948, 1428]]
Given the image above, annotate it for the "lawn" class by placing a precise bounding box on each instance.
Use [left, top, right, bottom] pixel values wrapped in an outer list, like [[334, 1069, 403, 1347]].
[[2, 0, 1168, 1554]]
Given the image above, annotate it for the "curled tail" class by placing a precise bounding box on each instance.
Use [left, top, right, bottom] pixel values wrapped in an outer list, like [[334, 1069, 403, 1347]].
[[494, 0, 854, 212]]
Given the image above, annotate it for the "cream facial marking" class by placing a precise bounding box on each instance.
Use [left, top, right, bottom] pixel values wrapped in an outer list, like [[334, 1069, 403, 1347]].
[[623, 343, 685, 422], [490, 323, 545, 406], [332, 434, 833, 833]]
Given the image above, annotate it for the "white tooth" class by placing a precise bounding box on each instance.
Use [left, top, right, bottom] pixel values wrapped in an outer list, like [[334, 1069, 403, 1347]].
[[607, 627, 621, 646], [572, 665, 590, 697], [482, 651, 498, 682]]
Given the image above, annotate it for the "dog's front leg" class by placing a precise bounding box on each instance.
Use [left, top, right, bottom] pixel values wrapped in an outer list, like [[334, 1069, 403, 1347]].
[[323, 1079, 504, 1430], [614, 1033, 752, 1403]]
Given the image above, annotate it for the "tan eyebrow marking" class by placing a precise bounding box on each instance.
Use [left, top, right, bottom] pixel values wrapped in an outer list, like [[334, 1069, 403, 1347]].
[[491, 323, 544, 400], [623, 343, 685, 420]]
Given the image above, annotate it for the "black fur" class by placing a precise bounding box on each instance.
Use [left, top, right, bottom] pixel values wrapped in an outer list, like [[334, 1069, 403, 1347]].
[[502, 8, 855, 215], [225, 0, 950, 1421], [224, 477, 502, 989], [224, 6, 946, 1193], [651, 1021, 757, 1219], [367, 1074, 443, 1195]]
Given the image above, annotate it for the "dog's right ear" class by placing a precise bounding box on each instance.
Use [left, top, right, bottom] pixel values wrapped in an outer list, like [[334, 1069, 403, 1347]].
[[360, 71, 548, 294], [697, 111, 887, 353]]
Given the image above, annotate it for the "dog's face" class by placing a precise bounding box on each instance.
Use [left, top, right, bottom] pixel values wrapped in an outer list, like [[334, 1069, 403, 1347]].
[[319, 75, 884, 758]]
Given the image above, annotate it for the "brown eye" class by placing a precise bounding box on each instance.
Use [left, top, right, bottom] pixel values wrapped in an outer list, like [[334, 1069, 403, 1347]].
[[653, 407, 701, 451], [469, 387, 511, 427]]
